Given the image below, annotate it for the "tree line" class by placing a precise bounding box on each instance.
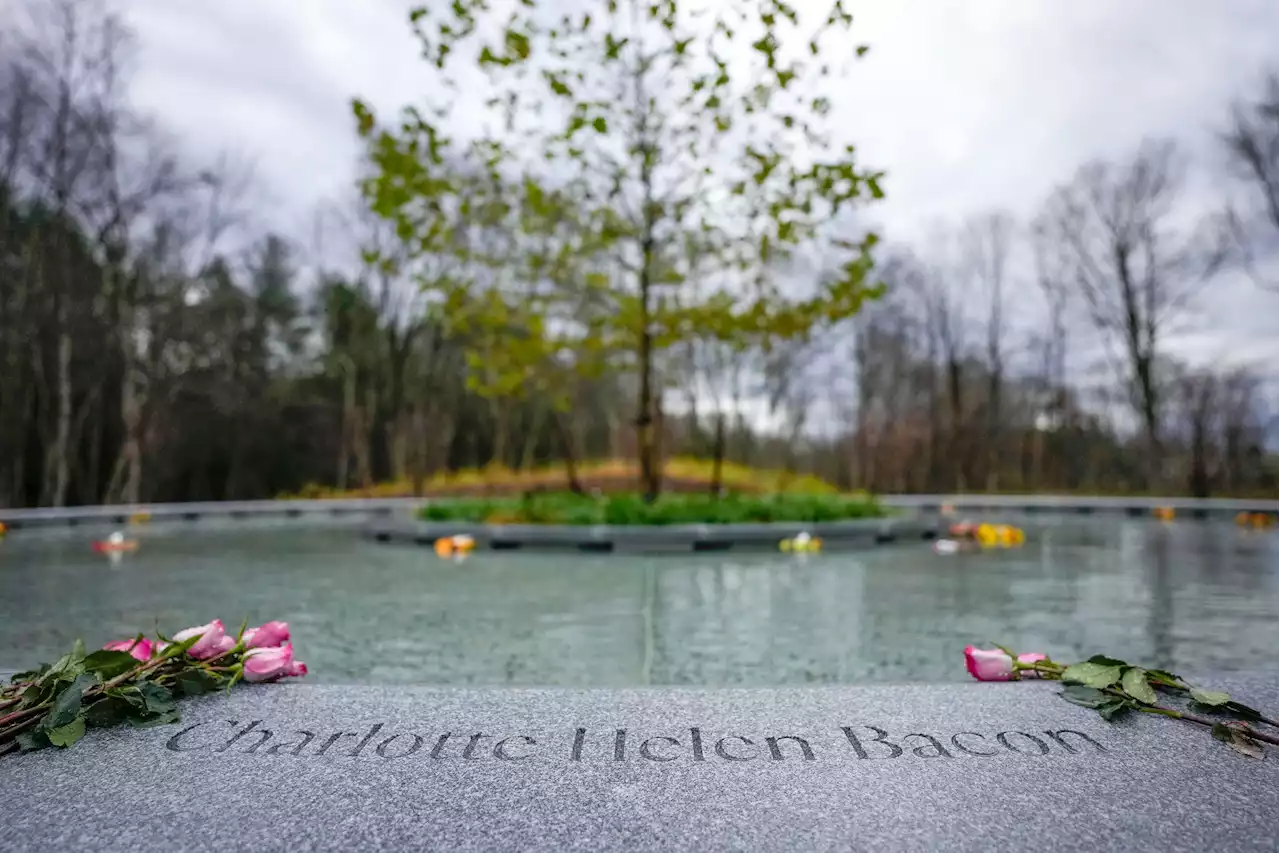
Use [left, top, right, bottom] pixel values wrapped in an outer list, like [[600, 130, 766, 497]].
[[0, 0, 1275, 508]]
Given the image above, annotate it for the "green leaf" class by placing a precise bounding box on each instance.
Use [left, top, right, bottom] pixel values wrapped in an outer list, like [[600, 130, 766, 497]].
[[174, 670, 221, 698], [106, 685, 145, 708], [1060, 684, 1109, 709], [591, 116, 608, 134], [1086, 655, 1129, 668], [1190, 688, 1230, 707], [1213, 723, 1264, 759], [16, 730, 49, 752], [137, 682, 175, 715], [47, 673, 98, 728], [82, 650, 141, 681], [128, 709, 181, 729], [84, 696, 131, 728], [1061, 662, 1123, 689], [46, 716, 86, 748], [1223, 701, 1266, 723], [1098, 699, 1131, 721], [1120, 667, 1157, 705], [1145, 668, 1182, 687], [11, 663, 50, 683]]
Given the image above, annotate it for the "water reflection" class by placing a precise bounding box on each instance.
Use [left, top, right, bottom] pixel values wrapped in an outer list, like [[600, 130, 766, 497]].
[[0, 517, 1274, 685]]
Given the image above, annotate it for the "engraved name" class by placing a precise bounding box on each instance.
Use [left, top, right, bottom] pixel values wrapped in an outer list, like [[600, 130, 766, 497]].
[[165, 722, 1108, 762]]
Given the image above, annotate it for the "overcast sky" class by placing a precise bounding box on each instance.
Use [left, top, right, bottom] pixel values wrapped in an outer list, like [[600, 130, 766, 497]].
[[115, 0, 1279, 403]]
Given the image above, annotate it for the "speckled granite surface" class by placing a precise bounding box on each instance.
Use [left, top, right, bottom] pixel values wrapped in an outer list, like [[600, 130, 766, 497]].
[[1, 675, 1276, 852]]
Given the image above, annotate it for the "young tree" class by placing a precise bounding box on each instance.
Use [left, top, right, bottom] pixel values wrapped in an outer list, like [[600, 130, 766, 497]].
[[353, 0, 884, 499]]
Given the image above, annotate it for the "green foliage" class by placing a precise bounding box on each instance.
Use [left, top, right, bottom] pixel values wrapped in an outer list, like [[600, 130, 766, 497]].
[[420, 491, 885, 525]]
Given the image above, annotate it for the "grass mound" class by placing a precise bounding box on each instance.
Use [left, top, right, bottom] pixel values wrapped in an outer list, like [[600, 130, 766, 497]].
[[281, 457, 841, 500], [418, 491, 885, 526]]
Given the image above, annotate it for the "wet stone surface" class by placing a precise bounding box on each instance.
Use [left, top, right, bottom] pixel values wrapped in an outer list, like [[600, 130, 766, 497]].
[[1, 675, 1276, 852]]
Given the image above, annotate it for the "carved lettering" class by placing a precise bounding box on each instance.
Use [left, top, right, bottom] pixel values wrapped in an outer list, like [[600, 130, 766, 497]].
[[315, 731, 358, 756], [639, 736, 679, 762], [494, 736, 536, 760], [376, 733, 424, 759], [166, 722, 215, 752], [350, 724, 384, 757], [950, 732, 997, 757], [904, 733, 952, 758], [266, 731, 316, 756], [217, 720, 271, 754], [841, 726, 902, 759], [715, 736, 756, 761], [765, 736, 814, 761], [462, 733, 490, 759], [1042, 730, 1106, 754], [997, 731, 1050, 755], [160, 720, 1108, 764]]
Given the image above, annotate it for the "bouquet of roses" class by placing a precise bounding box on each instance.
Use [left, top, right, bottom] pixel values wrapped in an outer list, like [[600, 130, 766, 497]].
[[1, 618, 306, 758]]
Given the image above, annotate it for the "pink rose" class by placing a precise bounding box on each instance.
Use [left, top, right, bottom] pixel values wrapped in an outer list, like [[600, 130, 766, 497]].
[[965, 646, 1014, 681], [172, 619, 229, 660], [103, 637, 153, 662], [242, 621, 290, 649], [964, 646, 1047, 681], [242, 643, 307, 683], [1016, 652, 1047, 678]]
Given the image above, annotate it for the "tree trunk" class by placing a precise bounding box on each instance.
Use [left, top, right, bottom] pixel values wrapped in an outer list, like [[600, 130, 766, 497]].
[[41, 320, 72, 507], [709, 412, 726, 496], [519, 403, 549, 471], [552, 411, 585, 495]]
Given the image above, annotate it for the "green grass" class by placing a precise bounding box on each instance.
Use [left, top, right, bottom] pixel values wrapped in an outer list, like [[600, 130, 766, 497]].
[[419, 491, 887, 526]]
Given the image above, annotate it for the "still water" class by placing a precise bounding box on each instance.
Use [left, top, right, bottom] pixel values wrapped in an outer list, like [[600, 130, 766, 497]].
[[0, 515, 1275, 685]]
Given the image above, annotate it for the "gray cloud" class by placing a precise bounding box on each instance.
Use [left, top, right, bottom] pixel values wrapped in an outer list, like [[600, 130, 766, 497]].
[[116, 0, 1278, 384]]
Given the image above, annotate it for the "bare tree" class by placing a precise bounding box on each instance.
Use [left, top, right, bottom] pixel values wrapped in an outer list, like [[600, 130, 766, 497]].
[[961, 211, 1015, 489], [1037, 138, 1216, 488], [1217, 69, 1279, 291]]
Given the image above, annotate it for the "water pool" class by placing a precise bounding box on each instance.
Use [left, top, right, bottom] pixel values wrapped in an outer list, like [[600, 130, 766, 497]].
[[1, 515, 1274, 685]]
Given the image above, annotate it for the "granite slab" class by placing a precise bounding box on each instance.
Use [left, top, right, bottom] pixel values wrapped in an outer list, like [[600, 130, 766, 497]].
[[1, 676, 1276, 852]]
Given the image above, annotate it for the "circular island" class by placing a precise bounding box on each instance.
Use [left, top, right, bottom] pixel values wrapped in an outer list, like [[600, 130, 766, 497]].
[[367, 491, 940, 554]]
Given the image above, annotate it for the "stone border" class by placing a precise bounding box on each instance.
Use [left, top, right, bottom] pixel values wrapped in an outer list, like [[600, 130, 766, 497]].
[[0, 494, 1273, 530], [365, 517, 940, 553], [887, 494, 1278, 519]]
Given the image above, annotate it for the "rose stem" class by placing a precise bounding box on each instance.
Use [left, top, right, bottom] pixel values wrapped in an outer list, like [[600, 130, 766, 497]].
[[1139, 705, 1279, 745]]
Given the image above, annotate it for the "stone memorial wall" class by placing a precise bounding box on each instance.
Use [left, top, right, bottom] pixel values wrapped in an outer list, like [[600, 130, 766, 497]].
[[1, 676, 1275, 851]]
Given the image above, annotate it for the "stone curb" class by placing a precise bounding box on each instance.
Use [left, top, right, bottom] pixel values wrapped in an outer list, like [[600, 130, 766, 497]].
[[364, 517, 941, 553]]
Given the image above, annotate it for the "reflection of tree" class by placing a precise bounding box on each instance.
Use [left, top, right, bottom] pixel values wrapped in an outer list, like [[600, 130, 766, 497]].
[[1144, 525, 1174, 671], [648, 558, 866, 686]]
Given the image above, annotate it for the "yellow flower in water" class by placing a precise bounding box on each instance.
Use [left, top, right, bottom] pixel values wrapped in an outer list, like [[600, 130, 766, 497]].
[[779, 531, 822, 553]]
